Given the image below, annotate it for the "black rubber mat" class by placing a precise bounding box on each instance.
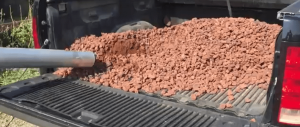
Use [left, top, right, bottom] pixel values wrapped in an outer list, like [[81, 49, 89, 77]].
[[0, 74, 262, 127], [1, 73, 267, 116]]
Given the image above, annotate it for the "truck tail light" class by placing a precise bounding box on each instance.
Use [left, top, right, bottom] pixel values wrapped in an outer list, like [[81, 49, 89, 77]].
[[32, 17, 40, 48], [278, 46, 300, 125]]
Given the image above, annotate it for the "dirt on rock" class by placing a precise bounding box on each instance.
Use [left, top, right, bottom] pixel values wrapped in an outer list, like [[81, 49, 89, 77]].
[[54, 17, 281, 101]]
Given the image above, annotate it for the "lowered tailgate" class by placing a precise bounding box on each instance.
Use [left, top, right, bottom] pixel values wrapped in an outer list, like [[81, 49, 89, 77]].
[[0, 74, 262, 127]]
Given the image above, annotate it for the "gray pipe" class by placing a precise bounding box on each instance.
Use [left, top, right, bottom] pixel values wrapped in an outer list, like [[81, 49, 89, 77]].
[[0, 47, 96, 68]]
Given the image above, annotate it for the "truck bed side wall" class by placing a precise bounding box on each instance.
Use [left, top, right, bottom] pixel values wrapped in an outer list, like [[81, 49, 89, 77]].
[[44, 0, 283, 50], [45, 0, 164, 49]]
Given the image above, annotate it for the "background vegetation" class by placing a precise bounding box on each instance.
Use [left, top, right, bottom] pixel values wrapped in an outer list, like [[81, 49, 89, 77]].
[[0, 4, 33, 48], [0, 2, 39, 126]]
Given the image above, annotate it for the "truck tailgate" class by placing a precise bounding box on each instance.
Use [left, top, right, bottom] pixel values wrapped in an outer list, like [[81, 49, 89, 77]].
[[0, 74, 260, 127]]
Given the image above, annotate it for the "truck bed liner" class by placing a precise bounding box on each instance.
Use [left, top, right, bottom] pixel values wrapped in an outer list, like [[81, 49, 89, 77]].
[[142, 85, 267, 116], [0, 74, 262, 127]]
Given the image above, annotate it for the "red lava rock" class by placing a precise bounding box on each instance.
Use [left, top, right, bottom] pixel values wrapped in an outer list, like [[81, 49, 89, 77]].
[[268, 64, 273, 69], [163, 89, 176, 97], [161, 89, 167, 94], [54, 17, 281, 100], [227, 89, 233, 96], [250, 118, 256, 122], [238, 84, 248, 91], [225, 103, 233, 108], [245, 98, 251, 103], [219, 103, 233, 109], [228, 95, 235, 101], [227, 89, 235, 101], [191, 93, 197, 100], [235, 86, 242, 93], [219, 104, 226, 109]]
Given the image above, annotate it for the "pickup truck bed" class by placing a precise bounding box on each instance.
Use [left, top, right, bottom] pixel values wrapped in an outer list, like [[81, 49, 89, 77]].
[[1, 0, 288, 126], [0, 74, 263, 127]]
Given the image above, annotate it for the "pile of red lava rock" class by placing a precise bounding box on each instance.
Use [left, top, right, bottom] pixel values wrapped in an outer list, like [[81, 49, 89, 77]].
[[54, 17, 282, 101]]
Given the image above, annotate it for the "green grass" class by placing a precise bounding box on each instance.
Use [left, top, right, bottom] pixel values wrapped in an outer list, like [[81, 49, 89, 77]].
[[0, 69, 40, 127], [0, 69, 39, 86]]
